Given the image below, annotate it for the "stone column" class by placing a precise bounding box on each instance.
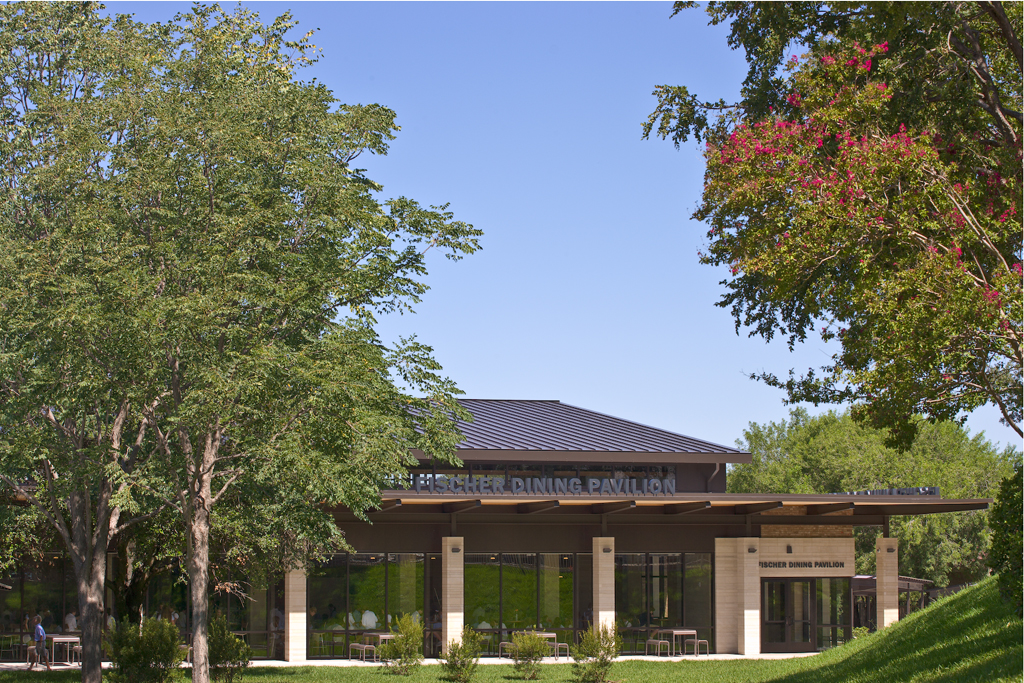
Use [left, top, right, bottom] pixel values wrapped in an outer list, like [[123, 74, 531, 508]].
[[592, 536, 615, 631], [875, 537, 899, 629], [441, 537, 465, 654], [737, 538, 761, 655], [283, 568, 307, 662]]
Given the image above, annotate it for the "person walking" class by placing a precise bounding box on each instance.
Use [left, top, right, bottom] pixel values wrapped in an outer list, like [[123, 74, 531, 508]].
[[28, 615, 51, 671]]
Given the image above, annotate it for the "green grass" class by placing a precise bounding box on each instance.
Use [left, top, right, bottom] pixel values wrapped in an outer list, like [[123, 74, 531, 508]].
[[3, 576, 1020, 683]]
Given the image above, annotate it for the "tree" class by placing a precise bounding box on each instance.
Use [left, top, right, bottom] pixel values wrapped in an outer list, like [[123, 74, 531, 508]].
[[0, 5, 480, 683], [644, 2, 1022, 446], [988, 462, 1022, 613], [730, 408, 1018, 586]]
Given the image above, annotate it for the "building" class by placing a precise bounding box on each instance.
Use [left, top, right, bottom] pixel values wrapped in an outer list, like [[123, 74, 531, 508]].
[[0, 399, 990, 661]]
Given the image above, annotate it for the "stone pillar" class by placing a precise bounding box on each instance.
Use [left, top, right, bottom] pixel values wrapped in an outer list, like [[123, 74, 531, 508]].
[[283, 568, 307, 662], [441, 537, 464, 653], [714, 537, 761, 655], [592, 536, 615, 631], [876, 537, 899, 629], [737, 538, 761, 655]]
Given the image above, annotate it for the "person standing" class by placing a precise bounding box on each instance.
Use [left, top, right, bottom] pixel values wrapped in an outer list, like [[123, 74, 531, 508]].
[[28, 615, 51, 671]]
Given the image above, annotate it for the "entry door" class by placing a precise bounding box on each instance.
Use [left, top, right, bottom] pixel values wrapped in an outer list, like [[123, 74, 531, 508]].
[[762, 579, 814, 652]]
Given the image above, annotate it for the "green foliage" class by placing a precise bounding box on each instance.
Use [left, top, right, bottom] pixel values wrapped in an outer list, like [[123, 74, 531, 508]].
[[439, 627, 484, 683], [569, 625, 620, 683], [208, 615, 252, 683], [645, 2, 1023, 446], [730, 408, 1017, 586], [0, 3, 479, 680], [510, 631, 549, 679], [379, 613, 425, 676], [988, 462, 1023, 614], [105, 617, 185, 683]]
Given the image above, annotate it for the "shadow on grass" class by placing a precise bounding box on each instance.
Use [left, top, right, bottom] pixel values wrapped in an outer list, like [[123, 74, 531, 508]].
[[761, 578, 1023, 683]]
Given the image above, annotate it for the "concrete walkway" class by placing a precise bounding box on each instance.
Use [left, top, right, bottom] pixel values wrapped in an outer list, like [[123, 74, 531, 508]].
[[0, 651, 818, 671]]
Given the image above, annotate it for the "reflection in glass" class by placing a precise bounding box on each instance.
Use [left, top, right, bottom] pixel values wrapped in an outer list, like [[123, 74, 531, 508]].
[[683, 553, 713, 649], [816, 578, 851, 650], [466, 554, 501, 653], [387, 554, 424, 627], [792, 581, 811, 643], [614, 554, 646, 653]]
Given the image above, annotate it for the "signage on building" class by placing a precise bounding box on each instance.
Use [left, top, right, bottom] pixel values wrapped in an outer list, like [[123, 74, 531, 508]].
[[759, 560, 846, 569], [407, 474, 677, 496]]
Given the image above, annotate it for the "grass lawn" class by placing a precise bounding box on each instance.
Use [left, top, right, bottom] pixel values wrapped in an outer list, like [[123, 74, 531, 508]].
[[3, 576, 1019, 683]]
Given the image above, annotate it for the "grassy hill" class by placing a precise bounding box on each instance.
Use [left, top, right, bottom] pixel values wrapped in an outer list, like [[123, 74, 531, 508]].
[[1, 576, 1019, 682]]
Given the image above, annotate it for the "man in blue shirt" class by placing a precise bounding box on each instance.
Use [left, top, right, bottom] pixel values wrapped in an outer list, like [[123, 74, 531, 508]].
[[28, 615, 51, 671]]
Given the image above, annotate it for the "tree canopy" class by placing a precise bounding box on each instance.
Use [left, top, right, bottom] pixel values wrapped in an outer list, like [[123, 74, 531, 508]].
[[644, 2, 1022, 446], [0, 4, 480, 683], [730, 408, 1019, 586]]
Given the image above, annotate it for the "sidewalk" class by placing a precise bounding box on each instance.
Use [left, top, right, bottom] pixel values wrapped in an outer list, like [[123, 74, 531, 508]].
[[0, 651, 818, 671]]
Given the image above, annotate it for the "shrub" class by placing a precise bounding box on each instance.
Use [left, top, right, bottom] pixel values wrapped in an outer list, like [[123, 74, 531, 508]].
[[852, 626, 870, 640], [105, 617, 185, 683], [439, 626, 484, 683], [569, 624, 620, 683], [988, 461, 1023, 615], [379, 613, 425, 675], [511, 631, 549, 679], [208, 615, 252, 683]]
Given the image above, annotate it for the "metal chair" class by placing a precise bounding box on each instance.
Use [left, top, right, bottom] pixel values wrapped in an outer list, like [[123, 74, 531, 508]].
[[645, 638, 670, 656], [684, 637, 709, 656]]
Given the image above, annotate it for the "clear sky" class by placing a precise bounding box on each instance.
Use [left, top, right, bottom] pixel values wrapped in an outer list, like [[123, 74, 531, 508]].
[[106, 1, 1020, 454]]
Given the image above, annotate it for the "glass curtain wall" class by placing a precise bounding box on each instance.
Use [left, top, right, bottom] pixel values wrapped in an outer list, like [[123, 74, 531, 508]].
[[466, 554, 501, 654], [816, 578, 851, 650], [615, 553, 714, 653], [307, 553, 426, 659]]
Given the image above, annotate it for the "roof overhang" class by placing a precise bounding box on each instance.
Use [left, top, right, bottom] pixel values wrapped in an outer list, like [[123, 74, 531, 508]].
[[349, 493, 989, 526], [410, 449, 750, 464]]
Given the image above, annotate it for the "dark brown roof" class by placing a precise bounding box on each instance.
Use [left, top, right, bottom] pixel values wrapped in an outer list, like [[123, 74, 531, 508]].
[[450, 399, 746, 456]]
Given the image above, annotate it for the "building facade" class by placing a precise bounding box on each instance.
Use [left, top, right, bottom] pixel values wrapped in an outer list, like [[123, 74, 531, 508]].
[[0, 399, 988, 661]]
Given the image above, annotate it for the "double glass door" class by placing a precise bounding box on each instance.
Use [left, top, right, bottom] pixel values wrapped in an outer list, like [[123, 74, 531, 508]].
[[762, 579, 812, 652], [762, 578, 852, 652]]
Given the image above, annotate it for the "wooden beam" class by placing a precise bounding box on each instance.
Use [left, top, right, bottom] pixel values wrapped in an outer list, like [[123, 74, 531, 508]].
[[518, 501, 560, 515], [373, 499, 402, 513], [442, 500, 482, 514], [663, 502, 711, 515], [736, 502, 783, 515], [592, 501, 636, 515], [805, 502, 854, 516]]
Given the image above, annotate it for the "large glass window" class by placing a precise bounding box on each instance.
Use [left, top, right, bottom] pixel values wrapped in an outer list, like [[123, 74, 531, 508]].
[[683, 553, 714, 649], [816, 578, 851, 650], [614, 554, 646, 653], [387, 554, 424, 627], [466, 554, 501, 654]]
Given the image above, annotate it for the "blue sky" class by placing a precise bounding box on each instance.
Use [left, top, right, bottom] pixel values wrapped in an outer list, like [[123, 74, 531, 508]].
[[107, 1, 1019, 454]]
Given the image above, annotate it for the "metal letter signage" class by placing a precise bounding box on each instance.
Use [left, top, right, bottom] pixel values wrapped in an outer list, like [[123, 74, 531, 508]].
[[409, 474, 677, 497]]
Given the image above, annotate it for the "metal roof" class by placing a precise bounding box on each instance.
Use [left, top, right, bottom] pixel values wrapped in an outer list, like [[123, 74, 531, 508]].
[[449, 399, 746, 456]]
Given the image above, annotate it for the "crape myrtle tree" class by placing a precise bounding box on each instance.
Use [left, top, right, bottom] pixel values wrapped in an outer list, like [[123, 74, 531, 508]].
[[644, 2, 1022, 447], [730, 408, 1018, 586], [0, 5, 480, 683]]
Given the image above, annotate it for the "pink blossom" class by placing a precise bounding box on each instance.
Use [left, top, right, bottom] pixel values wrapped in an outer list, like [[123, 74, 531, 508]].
[[821, 55, 835, 65]]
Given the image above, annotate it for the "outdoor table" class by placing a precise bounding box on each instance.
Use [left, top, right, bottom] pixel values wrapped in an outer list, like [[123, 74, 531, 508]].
[[651, 628, 697, 656], [49, 635, 80, 665], [371, 632, 395, 646]]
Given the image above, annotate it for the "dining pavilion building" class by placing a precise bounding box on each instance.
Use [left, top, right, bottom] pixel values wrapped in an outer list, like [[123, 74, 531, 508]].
[[0, 399, 990, 662]]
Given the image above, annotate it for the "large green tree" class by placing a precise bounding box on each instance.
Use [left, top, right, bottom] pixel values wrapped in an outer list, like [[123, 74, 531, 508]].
[[0, 4, 480, 683], [645, 2, 1022, 446], [731, 408, 1018, 586]]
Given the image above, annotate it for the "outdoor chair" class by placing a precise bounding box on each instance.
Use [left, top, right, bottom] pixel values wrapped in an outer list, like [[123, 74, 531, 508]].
[[684, 637, 709, 656], [645, 637, 670, 656]]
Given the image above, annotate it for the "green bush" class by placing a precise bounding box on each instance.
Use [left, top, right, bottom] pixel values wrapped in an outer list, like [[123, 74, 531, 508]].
[[105, 617, 185, 683], [439, 626, 483, 683], [208, 614, 252, 683], [988, 461, 1023, 615], [570, 624, 620, 683], [511, 631, 549, 679], [379, 613, 424, 675], [852, 626, 870, 640]]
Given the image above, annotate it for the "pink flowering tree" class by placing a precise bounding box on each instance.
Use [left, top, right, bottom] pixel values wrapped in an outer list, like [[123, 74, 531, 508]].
[[646, 3, 1022, 445]]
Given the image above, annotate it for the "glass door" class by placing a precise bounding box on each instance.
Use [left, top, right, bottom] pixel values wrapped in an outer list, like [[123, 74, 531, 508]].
[[761, 579, 815, 653]]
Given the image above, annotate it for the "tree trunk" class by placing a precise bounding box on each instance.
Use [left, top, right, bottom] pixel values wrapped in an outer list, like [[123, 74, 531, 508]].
[[186, 477, 214, 683], [77, 559, 107, 683]]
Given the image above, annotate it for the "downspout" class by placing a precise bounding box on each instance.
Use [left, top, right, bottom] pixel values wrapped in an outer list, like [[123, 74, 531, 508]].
[[707, 462, 721, 493]]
